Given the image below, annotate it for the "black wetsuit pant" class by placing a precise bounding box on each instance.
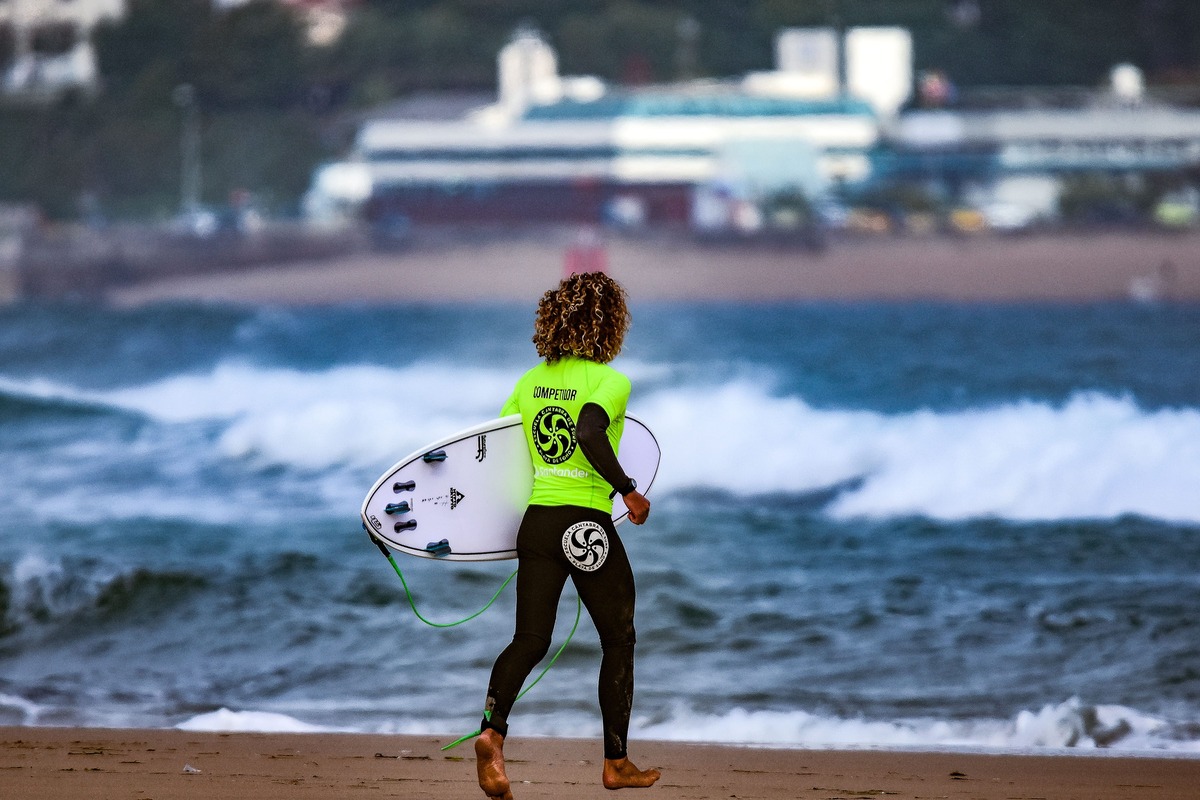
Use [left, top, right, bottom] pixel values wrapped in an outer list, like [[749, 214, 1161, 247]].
[[481, 504, 637, 760]]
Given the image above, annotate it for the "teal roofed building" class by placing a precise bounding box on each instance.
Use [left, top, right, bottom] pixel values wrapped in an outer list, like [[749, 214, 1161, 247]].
[[305, 26, 1200, 235], [520, 93, 876, 121], [306, 26, 902, 230]]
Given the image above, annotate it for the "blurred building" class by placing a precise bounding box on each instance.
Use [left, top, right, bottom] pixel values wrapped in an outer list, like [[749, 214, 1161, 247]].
[[307, 26, 903, 231], [886, 65, 1200, 227], [308, 26, 1200, 234], [0, 0, 123, 97]]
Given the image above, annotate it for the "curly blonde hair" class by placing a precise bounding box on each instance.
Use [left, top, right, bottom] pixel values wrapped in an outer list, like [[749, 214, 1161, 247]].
[[533, 272, 630, 363]]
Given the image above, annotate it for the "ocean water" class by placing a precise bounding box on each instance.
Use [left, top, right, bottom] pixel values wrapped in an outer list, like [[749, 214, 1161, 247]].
[[2, 300, 1199, 754]]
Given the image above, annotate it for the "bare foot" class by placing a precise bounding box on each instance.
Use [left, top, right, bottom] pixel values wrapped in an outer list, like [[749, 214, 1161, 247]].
[[475, 729, 514, 800], [602, 757, 661, 790]]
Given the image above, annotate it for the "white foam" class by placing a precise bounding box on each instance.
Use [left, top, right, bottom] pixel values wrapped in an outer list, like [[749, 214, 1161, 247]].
[[208, 363, 513, 471], [0, 693, 42, 725], [640, 383, 1200, 523], [1, 362, 512, 471], [0, 375, 102, 409], [631, 698, 1200, 752], [4, 553, 98, 627], [824, 393, 1200, 522], [175, 708, 335, 733], [348, 697, 1199, 753], [8, 364, 1200, 522]]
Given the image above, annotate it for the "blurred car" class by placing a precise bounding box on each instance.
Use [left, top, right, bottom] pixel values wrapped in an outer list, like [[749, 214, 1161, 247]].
[[982, 202, 1039, 232], [948, 207, 986, 234]]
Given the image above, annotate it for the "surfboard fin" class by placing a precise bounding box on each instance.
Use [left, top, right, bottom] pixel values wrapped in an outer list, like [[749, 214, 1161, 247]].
[[394, 519, 418, 533], [425, 539, 452, 557], [393, 480, 416, 493], [422, 450, 447, 463], [385, 501, 411, 515]]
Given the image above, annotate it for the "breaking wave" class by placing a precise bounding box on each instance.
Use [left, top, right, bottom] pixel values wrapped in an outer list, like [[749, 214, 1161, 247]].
[[4, 363, 1198, 522]]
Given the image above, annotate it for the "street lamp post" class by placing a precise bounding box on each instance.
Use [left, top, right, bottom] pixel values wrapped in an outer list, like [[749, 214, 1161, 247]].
[[172, 83, 202, 215]]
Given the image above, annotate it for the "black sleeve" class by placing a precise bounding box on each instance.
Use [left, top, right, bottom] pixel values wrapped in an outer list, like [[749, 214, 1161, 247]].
[[577, 402, 633, 494]]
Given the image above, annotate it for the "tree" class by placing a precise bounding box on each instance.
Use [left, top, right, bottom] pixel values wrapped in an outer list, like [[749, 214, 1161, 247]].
[[194, 1, 310, 110], [92, 0, 211, 105], [557, 3, 686, 83], [95, 0, 310, 110]]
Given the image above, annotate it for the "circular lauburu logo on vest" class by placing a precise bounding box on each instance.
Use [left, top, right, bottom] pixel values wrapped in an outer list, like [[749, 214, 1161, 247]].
[[562, 521, 609, 572], [532, 406, 576, 464]]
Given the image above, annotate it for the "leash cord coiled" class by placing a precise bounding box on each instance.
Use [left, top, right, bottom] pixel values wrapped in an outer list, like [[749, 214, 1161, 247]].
[[369, 533, 581, 750]]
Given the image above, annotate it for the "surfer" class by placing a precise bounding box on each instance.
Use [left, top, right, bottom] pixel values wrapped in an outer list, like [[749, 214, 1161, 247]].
[[476, 271, 660, 799]]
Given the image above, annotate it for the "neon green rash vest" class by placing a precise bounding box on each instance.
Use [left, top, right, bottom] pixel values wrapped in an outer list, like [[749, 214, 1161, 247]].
[[501, 356, 630, 514]]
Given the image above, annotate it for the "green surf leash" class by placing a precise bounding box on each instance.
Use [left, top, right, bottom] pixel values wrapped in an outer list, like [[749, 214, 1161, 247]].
[[368, 532, 582, 750], [439, 598, 581, 751]]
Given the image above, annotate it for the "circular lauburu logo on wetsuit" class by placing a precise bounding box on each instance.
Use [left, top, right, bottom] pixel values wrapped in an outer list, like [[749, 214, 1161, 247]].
[[532, 406, 576, 464], [562, 521, 609, 572]]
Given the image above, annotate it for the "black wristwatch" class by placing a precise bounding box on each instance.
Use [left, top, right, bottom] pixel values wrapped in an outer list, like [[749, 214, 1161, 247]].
[[609, 478, 637, 499]]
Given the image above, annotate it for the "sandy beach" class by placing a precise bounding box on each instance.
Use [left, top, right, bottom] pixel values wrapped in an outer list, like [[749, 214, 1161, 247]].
[[105, 230, 1200, 306], [2, 726, 1198, 799]]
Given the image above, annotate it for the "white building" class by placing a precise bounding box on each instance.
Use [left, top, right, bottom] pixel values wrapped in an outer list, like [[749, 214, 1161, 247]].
[[1, 0, 350, 98], [307, 27, 894, 228], [1, 0, 124, 96], [887, 65, 1200, 224]]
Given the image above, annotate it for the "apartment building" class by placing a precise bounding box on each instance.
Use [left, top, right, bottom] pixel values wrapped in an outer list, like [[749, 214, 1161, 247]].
[[0, 0, 124, 95]]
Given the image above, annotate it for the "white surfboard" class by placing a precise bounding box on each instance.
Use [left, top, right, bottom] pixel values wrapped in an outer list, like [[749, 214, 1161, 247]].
[[361, 413, 660, 561]]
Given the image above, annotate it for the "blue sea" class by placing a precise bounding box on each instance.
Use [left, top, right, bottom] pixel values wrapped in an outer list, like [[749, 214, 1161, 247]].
[[2, 299, 1199, 753]]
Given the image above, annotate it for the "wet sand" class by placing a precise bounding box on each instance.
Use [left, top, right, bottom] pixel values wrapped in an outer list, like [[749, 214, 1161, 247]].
[[106, 230, 1200, 306], [3, 726, 1199, 799]]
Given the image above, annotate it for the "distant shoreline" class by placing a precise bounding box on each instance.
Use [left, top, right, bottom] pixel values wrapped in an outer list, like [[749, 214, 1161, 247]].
[[105, 229, 1200, 306]]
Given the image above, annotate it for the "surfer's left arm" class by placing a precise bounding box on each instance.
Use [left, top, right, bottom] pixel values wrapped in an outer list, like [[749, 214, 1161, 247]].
[[578, 403, 650, 524]]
